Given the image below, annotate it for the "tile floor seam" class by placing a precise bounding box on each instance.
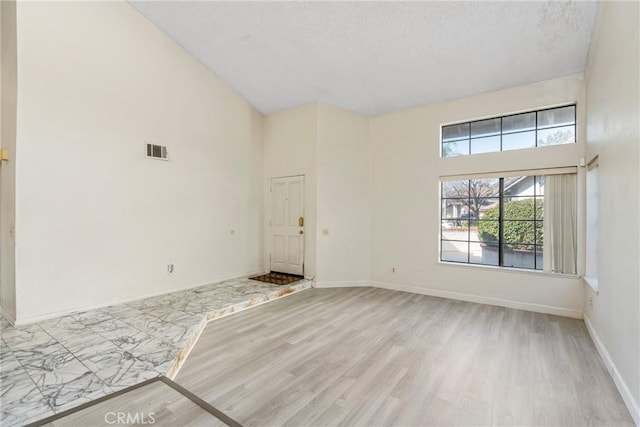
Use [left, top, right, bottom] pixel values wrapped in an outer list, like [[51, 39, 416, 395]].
[[1, 327, 57, 418], [35, 324, 107, 414], [75, 321, 170, 387], [80, 322, 165, 375], [35, 324, 117, 413], [79, 320, 178, 375], [128, 319, 198, 365]]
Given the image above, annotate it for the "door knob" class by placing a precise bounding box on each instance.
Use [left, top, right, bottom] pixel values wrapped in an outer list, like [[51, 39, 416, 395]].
[[299, 230, 304, 235]]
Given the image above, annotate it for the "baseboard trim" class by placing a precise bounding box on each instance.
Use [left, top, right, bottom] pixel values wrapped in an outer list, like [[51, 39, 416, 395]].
[[584, 314, 639, 426], [12, 270, 265, 326], [314, 280, 371, 288], [315, 280, 583, 319]]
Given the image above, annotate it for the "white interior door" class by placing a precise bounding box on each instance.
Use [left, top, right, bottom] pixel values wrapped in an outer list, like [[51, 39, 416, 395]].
[[270, 175, 304, 275]]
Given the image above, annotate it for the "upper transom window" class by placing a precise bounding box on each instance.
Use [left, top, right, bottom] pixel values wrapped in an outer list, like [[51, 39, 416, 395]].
[[441, 105, 576, 157]]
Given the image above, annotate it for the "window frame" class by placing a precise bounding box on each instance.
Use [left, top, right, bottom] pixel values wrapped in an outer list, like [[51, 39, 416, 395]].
[[440, 175, 545, 271], [441, 104, 577, 158]]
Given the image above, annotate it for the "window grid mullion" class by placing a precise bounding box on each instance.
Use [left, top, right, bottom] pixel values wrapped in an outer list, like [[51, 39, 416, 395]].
[[499, 117, 503, 151], [535, 111, 539, 147]]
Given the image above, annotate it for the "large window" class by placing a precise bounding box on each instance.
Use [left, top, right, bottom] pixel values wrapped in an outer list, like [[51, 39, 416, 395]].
[[441, 176, 544, 270], [442, 105, 576, 157]]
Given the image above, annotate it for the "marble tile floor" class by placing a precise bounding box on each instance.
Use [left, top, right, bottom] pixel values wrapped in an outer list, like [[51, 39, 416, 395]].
[[0, 276, 313, 426]]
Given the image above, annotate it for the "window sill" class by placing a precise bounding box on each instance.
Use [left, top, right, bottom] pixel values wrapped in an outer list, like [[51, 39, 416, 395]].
[[583, 276, 599, 293], [437, 261, 580, 279]]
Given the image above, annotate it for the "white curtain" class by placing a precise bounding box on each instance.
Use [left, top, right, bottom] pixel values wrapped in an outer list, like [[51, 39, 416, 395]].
[[544, 173, 577, 274]]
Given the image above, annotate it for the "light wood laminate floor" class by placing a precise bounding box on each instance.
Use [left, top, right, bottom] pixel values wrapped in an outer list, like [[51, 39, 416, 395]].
[[176, 287, 634, 426], [38, 379, 226, 427]]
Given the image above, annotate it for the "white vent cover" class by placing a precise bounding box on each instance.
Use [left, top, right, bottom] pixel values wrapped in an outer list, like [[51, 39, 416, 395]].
[[146, 143, 168, 160]]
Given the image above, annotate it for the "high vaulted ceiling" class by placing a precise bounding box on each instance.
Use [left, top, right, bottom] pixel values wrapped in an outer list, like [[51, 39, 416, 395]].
[[130, 1, 599, 115]]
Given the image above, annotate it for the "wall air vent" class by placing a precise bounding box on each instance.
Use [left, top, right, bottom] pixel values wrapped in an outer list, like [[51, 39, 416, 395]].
[[146, 143, 168, 160]]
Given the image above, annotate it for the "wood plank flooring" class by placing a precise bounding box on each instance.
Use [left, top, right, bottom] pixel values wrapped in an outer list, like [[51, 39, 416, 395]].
[[38, 379, 226, 427], [175, 287, 634, 426]]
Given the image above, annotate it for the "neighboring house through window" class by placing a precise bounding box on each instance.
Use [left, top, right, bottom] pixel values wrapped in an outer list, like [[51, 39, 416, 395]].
[[441, 175, 544, 270]]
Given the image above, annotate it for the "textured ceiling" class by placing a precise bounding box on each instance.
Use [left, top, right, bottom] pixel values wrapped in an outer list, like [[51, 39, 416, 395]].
[[130, 1, 599, 115]]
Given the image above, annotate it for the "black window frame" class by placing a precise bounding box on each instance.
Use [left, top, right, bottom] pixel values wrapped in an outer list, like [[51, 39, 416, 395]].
[[440, 176, 544, 271], [441, 105, 577, 157]]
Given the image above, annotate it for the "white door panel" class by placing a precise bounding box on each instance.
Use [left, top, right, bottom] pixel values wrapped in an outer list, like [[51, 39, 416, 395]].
[[270, 176, 304, 275], [272, 181, 287, 226]]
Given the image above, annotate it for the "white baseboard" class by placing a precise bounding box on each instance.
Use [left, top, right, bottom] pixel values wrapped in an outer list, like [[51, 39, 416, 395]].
[[584, 314, 639, 426], [315, 280, 583, 319], [314, 280, 371, 288], [12, 270, 265, 326]]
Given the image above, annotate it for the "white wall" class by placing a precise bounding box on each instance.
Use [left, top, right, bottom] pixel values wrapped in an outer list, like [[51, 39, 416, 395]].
[[263, 102, 371, 283], [316, 104, 370, 283], [10, 4, 631, 363], [14, 1, 264, 322], [369, 74, 586, 317], [584, 1, 639, 421], [263, 103, 317, 278], [0, 0, 17, 322]]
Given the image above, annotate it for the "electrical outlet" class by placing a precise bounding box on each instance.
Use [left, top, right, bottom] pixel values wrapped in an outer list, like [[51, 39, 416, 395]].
[[167, 264, 174, 274], [588, 296, 593, 307]]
